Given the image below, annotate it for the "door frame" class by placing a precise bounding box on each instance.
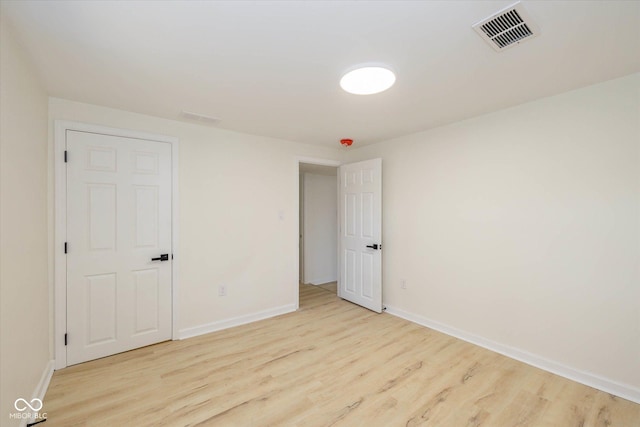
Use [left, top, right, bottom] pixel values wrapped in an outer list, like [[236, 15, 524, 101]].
[[299, 172, 305, 284], [54, 121, 180, 369], [294, 157, 341, 309]]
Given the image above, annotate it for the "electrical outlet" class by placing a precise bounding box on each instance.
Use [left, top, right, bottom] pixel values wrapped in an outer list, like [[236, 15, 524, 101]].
[[401, 279, 407, 290], [218, 285, 227, 296]]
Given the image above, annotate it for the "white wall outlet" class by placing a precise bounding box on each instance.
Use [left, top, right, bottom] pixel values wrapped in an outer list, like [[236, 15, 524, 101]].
[[401, 279, 407, 290], [218, 285, 227, 296]]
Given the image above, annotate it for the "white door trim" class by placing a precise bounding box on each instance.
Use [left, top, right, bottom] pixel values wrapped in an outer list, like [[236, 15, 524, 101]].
[[294, 157, 341, 309], [54, 121, 179, 369]]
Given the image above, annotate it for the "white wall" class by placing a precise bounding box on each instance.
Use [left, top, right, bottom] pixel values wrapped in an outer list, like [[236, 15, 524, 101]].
[[0, 14, 51, 425], [48, 98, 343, 336], [345, 73, 640, 400], [303, 172, 337, 285]]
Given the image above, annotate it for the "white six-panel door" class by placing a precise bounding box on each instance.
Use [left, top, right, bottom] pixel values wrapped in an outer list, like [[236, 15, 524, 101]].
[[66, 130, 172, 365], [338, 159, 382, 313]]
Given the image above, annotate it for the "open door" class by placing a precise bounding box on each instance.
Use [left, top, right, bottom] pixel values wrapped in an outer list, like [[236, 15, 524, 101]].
[[338, 158, 382, 313]]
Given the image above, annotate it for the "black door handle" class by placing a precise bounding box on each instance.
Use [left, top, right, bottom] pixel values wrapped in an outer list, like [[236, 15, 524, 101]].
[[366, 244, 380, 250], [151, 254, 169, 261]]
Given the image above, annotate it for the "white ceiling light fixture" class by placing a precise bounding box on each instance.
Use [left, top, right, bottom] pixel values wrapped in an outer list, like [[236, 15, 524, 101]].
[[340, 66, 396, 95]]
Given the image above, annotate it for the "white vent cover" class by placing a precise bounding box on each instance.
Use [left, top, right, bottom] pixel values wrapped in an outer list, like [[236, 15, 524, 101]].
[[473, 2, 539, 52], [181, 111, 221, 125]]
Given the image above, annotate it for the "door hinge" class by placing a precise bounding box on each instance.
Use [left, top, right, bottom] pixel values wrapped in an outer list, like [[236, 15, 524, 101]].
[[64, 333, 68, 346], [64, 242, 68, 254], [64, 150, 68, 163]]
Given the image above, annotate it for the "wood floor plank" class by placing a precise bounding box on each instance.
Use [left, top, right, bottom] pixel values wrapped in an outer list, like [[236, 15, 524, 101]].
[[42, 284, 640, 426]]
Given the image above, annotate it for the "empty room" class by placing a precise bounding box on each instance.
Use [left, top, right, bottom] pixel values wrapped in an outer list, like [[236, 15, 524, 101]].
[[1, 1, 639, 426]]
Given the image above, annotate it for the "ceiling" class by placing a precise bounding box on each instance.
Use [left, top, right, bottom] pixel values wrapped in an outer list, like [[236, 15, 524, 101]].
[[2, 1, 639, 147]]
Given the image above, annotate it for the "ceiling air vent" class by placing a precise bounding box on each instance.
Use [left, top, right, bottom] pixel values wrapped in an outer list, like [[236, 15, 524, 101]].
[[181, 111, 221, 125], [472, 2, 539, 52]]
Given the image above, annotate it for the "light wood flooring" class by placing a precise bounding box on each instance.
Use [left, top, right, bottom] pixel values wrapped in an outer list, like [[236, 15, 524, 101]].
[[316, 281, 337, 294], [43, 284, 639, 426]]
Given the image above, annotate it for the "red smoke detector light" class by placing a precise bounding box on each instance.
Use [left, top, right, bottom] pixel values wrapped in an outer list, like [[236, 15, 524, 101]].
[[340, 138, 353, 147]]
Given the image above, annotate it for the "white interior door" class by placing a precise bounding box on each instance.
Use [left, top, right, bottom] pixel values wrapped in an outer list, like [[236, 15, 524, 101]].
[[66, 130, 172, 365], [338, 158, 382, 313]]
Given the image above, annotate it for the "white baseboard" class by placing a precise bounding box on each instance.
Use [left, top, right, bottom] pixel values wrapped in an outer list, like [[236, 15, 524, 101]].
[[33, 359, 55, 401], [18, 359, 54, 427], [384, 305, 640, 404], [308, 277, 337, 286], [178, 304, 297, 340]]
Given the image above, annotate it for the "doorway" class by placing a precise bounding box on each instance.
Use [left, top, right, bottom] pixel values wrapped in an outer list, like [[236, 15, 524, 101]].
[[299, 163, 338, 293], [294, 156, 383, 313]]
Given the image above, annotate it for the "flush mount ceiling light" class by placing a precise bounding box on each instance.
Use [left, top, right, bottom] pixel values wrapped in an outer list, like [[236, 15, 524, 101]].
[[340, 66, 396, 95]]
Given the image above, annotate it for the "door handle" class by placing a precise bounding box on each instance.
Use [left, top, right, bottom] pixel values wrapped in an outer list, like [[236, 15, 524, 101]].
[[151, 254, 169, 261], [366, 244, 380, 250]]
